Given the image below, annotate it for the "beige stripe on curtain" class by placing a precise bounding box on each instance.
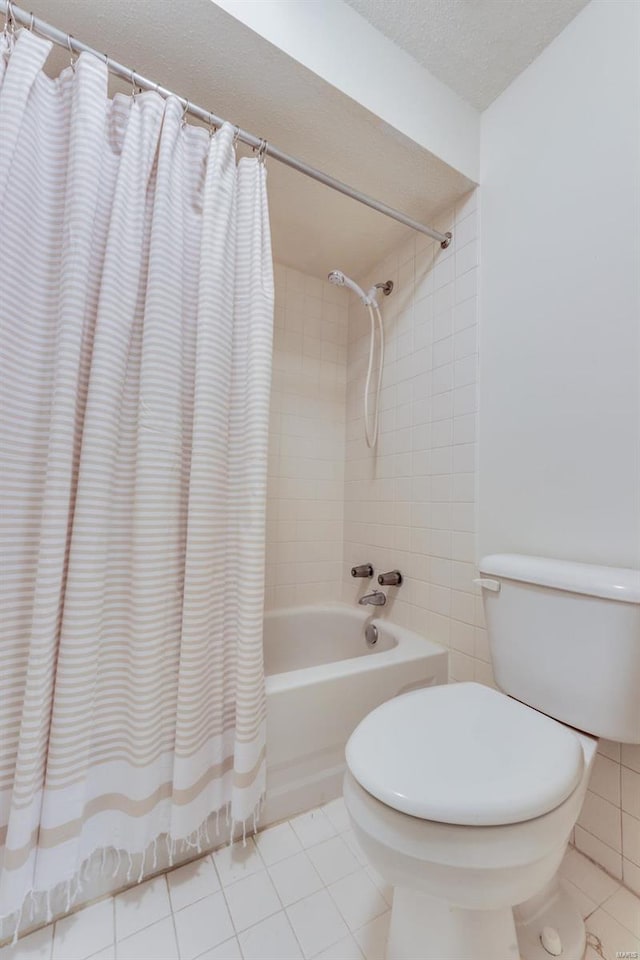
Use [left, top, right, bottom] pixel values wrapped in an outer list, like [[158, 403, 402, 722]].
[[0, 28, 273, 926]]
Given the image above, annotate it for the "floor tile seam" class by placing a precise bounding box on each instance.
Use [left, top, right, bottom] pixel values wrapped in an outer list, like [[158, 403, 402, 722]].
[[598, 891, 640, 938]]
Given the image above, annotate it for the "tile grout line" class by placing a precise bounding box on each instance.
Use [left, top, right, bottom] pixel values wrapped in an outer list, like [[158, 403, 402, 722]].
[[164, 871, 182, 960], [112, 894, 117, 960], [217, 839, 283, 956]]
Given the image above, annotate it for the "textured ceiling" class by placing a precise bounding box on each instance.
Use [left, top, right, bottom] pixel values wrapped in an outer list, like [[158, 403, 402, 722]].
[[344, 0, 590, 110], [29, 0, 473, 279]]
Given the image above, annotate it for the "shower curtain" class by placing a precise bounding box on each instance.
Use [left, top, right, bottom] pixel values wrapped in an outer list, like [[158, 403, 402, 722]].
[[0, 29, 273, 927]]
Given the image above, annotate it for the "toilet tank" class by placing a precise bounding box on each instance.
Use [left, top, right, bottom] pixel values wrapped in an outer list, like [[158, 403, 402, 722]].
[[478, 555, 640, 743]]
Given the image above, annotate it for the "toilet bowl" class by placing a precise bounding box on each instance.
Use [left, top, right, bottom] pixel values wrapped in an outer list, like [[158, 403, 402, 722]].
[[344, 554, 640, 960], [344, 682, 598, 960]]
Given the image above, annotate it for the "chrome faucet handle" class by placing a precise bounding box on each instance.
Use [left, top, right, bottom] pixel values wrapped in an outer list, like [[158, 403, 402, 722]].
[[377, 570, 402, 586], [351, 564, 374, 578]]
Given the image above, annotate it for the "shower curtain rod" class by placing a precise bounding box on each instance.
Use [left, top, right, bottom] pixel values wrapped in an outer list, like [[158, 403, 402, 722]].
[[0, 1, 453, 248]]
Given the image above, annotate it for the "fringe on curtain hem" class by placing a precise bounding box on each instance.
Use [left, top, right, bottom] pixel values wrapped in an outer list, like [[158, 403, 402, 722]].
[[4, 793, 265, 946]]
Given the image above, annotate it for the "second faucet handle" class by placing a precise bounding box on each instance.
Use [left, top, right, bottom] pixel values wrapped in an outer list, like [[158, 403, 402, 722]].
[[378, 570, 402, 586]]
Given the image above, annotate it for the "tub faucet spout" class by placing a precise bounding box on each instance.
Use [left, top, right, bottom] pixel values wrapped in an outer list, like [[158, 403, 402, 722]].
[[358, 590, 386, 607]]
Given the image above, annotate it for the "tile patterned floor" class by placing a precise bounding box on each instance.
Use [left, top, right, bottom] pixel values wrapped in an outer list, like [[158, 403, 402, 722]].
[[2, 798, 639, 960]]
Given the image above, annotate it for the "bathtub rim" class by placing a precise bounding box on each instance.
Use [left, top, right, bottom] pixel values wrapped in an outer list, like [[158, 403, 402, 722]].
[[264, 601, 448, 694]]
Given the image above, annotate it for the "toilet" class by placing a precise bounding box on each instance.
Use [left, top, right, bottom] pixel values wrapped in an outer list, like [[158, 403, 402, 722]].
[[344, 555, 640, 960]]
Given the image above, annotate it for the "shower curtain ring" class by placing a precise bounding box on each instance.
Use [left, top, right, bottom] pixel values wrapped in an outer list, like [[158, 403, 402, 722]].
[[29, 11, 35, 31], [233, 126, 240, 148], [181, 99, 190, 127], [256, 139, 268, 164], [3, 0, 16, 40], [131, 70, 139, 101], [67, 33, 77, 71], [208, 114, 218, 139]]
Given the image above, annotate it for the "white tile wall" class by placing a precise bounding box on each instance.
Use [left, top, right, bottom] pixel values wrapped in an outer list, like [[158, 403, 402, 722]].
[[341, 191, 489, 686], [265, 265, 349, 610]]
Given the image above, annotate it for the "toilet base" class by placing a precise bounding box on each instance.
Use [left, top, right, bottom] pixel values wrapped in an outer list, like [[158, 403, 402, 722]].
[[384, 875, 586, 960], [386, 887, 520, 960]]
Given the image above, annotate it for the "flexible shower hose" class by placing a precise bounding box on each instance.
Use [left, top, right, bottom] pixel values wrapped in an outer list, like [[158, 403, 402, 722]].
[[364, 301, 384, 448]]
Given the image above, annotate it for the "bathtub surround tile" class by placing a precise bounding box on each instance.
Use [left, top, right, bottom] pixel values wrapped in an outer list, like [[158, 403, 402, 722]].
[[255, 821, 303, 866], [327, 871, 388, 932], [166, 854, 221, 912], [223, 871, 281, 932], [172, 892, 234, 960], [306, 836, 360, 886], [266, 266, 348, 611], [238, 912, 303, 960], [342, 208, 480, 660], [268, 851, 324, 906], [116, 916, 178, 959], [114, 874, 171, 941], [289, 808, 337, 849], [286, 889, 349, 958], [52, 898, 114, 960]]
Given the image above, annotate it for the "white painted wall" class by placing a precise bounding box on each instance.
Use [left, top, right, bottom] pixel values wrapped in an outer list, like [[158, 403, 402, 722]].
[[479, 0, 640, 569], [479, 0, 640, 887], [212, 0, 480, 182]]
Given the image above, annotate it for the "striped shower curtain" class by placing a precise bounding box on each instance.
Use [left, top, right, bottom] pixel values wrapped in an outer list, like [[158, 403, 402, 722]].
[[0, 29, 273, 929]]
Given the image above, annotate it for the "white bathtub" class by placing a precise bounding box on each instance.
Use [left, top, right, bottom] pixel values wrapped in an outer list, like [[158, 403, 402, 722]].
[[262, 603, 448, 823]]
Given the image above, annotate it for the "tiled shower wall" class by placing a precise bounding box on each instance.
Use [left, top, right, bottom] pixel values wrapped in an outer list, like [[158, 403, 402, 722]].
[[341, 192, 489, 686], [265, 265, 348, 610]]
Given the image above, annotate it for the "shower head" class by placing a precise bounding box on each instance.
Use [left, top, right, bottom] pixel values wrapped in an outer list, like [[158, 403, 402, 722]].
[[327, 270, 371, 305]]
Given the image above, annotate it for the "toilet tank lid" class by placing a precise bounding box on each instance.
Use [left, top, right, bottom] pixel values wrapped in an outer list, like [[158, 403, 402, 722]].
[[479, 554, 640, 604]]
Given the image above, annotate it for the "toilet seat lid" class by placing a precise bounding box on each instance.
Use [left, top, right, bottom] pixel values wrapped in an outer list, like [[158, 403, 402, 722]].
[[345, 682, 584, 826]]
